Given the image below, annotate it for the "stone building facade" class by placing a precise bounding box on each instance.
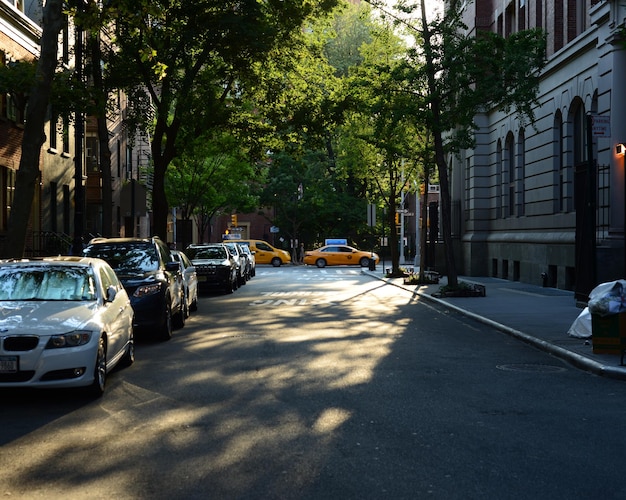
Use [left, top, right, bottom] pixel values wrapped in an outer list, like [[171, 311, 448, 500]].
[[453, 0, 626, 293]]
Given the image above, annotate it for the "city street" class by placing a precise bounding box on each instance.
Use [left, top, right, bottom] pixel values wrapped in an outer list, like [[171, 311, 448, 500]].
[[2, 265, 626, 499]]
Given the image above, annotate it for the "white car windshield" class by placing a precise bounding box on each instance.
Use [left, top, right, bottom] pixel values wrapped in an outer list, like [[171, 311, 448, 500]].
[[0, 266, 96, 301]]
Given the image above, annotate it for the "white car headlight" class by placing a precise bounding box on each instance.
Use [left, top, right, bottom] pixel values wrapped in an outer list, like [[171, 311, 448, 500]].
[[46, 331, 92, 349]]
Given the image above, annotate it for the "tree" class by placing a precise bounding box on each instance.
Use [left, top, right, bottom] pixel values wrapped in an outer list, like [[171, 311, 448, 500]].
[[342, 16, 429, 276], [0, 0, 64, 258], [165, 131, 260, 245], [107, 0, 341, 240], [365, 0, 546, 286]]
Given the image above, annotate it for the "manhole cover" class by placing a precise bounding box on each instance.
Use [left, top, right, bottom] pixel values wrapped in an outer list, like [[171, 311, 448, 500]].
[[496, 363, 567, 373]]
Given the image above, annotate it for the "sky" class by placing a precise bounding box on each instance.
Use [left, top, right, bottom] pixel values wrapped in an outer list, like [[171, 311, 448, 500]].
[[381, 0, 444, 22]]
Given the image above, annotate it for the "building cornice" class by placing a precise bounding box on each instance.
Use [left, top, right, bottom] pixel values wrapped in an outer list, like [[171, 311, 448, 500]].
[[0, 1, 41, 58]]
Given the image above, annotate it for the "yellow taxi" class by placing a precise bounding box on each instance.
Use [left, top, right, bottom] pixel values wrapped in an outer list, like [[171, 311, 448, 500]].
[[223, 239, 291, 267], [303, 244, 379, 268]]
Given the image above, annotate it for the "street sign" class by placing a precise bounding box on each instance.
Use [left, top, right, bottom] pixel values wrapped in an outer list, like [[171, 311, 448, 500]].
[[367, 203, 376, 227], [270, 226, 280, 233], [591, 115, 611, 137]]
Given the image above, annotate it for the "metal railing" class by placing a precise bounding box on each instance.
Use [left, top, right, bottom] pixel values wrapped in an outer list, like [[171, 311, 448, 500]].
[[24, 231, 73, 258]]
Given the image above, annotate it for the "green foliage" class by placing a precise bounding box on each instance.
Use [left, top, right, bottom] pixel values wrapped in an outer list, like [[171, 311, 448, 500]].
[[101, 0, 342, 236], [398, 5, 546, 153], [165, 131, 261, 222]]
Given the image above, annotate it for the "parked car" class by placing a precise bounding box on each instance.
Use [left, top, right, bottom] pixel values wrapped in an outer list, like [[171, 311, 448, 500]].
[[223, 241, 247, 286], [223, 239, 290, 267], [171, 250, 198, 316], [83, 237, 185, 340], [186, 243, 238, 294], [238, 243, 256, 278], [0, 256, 134, 396], [303, 244, 380, 268]]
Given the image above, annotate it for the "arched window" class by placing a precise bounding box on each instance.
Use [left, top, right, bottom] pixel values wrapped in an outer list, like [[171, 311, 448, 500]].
[[517, 129, 526, 216], [553, 110, 565, 212], [505, 132, 515, 217], [496, 139, 503, 219], [572, 99, 587, 166]]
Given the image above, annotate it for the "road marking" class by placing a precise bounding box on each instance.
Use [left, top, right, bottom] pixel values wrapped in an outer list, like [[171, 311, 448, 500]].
[[250, 291, 334, 306]]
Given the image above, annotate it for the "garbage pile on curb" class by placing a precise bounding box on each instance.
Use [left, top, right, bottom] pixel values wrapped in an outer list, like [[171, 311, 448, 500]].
[[569, 280, 626, 361]]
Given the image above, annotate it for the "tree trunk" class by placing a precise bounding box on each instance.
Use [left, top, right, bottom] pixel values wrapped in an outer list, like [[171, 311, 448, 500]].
[[388, 196, 400, 275], [419, 181, 429, 280], [420, 0, 458, 287], [0, 0, 64, 258], [435, 141, 458, 287], [150, 97, 180, 241], [89, 29, 113, 237], [151, 151, 170, 240]]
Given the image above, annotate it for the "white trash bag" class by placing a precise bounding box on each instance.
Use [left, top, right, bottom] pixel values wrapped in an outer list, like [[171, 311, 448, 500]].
[[587, 280, 626, 317], [568, 307, 592, 339]]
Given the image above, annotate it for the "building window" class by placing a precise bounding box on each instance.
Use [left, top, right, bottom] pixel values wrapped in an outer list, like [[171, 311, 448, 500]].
[[553, 111, 565, 212], [568, 0, 586, 42], [62, 114, 70, 155], [572, 100, 587, 166], [505, 2, 515, 36], [86, 136, 99, 173], [535, 0, 543, 29], [0, 51, 6, 119], [63, 184, 70, 235], [517, 129, 526, 216], [496, 139, 503, 219], [464, 158, 470, 219], [518, 1, 526, 31], [50, 182, 58, 232], [117, 140, 121, 178], [505, 132, 515, 217], [0, 167, 16, 231], [554, 0, 564, 52], [6, 91, 24, 124], [49, 108, 58, 151]]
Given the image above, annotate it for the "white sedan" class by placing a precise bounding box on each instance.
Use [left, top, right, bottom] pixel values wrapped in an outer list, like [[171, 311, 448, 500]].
[[0, 256, 134, 396]]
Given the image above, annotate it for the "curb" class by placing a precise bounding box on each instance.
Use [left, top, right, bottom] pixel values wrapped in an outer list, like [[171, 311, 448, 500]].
[[362, 270, 626, 381]]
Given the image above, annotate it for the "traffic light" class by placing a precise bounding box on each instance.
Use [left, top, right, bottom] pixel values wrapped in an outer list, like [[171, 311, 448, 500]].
[[395, 212, 400, 225], [231, 214, 238, 227]]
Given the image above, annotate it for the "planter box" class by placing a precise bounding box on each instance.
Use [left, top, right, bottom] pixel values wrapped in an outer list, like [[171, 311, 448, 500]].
[[431, 284, 486, 298]]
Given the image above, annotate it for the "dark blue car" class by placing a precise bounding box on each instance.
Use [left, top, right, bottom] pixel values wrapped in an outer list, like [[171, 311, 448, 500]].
[[83, 237, 185, 340]]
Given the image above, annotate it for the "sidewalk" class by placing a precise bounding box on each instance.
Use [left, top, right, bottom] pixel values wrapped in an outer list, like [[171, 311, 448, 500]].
[[363, 270, 626, 380]]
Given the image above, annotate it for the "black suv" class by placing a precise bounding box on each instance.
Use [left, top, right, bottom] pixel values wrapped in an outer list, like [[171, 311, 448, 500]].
[[83, 237, 185, 340], [186, 243, 238, 293]]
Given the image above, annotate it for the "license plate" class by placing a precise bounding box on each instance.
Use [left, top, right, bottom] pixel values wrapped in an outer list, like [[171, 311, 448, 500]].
[[0, 356, 18, 373]]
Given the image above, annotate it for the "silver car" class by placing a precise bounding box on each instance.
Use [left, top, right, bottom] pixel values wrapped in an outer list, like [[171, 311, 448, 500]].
[[0, 256, 135, 396], [171, 250, 198, 316]]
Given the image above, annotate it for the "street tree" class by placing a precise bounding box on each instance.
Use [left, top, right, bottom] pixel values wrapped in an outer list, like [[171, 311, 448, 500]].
[[342, 17, 429, 276], [165, 131, 260, 246], [0, 0, 64, 258], [366, 0, 546, 287], [107, 0, 340, 240]]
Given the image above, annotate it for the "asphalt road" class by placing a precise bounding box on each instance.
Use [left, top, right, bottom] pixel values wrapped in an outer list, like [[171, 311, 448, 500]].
[[2, 265, 626, 499]]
